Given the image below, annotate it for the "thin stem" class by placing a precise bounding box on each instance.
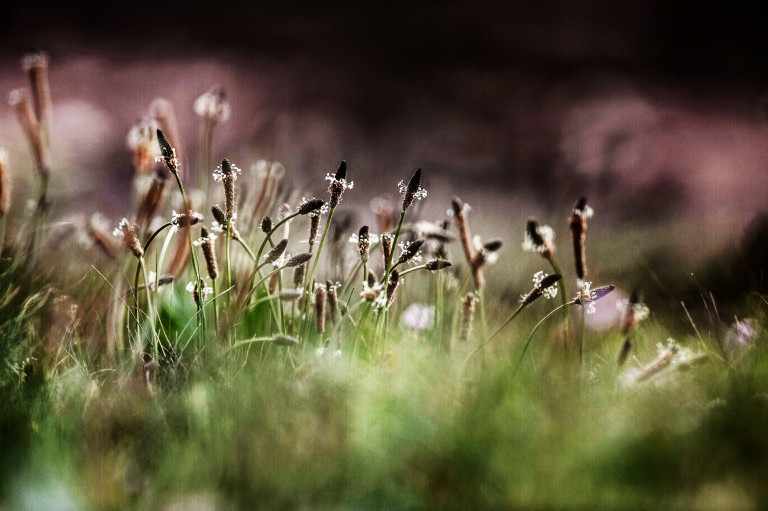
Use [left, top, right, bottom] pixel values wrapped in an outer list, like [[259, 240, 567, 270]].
[[549, 255, 570, 333], [235, 236, 257, 262], [302, 208, 335, 339], [254, 211, 301, 263], [226, 218, 232, 303], [514, 301, 576, 374], [463, 303, 527, 366], [211, 278, 219, 328], [579, 303, 587, 370]]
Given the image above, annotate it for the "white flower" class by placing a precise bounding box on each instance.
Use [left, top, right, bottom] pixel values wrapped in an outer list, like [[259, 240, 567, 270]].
[[575, 205, 594, 219], [522, 224, 555, 254], [112, 218, 131, 237], [186, 281, 213, 300], [193, 231, 218, 247], [348, 232, 380, 244], [194, 88, 231, 122], [361, 280, 384, 302], [398, 179, 427, 201], [533, 271, 558, 300], [472, 236, 499, 264], [212, 162, 242, 182], [397, 241, 423, 264], [447, 202, 471, 218], [400, 303, 435, 331], [325, 173, 354, 191]]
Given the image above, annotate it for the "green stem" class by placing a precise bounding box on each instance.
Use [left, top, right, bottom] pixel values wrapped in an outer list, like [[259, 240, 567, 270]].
[[514, 301, 576, 374], [254, 211, 301, 264], [302, 208, 335, 339], [226, 219, 232, 303], [549, 256, 570, 333]]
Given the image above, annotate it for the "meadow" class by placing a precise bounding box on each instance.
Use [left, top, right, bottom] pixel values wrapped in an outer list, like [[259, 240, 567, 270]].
[[2, 53, 768, 511]]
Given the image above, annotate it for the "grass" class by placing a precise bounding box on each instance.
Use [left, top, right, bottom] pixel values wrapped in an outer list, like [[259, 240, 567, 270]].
[[2, 55, 768, 510]]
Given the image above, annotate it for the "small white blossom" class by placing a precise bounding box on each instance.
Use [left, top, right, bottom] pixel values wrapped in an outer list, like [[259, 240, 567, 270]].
[[186, 280, 213, 300], [112, 218, 131, 237], [522, 224, 555, 253], [397, 241, 423, 264], [575, 205, 594, 219], [210, 221, 225, 234], [194, 88, 230, 122], [398, 179, 427, 201], [472, 236, 499, 264], [533, 271, 558, 300], [400, 303, 435, 331], [447, 202, 471, 218], [212, 162, 242, 183], [299, 197, 329, 217], [325, 173, 354, 191], [193, 231, 218, 247], [348, 232, 380, 244]]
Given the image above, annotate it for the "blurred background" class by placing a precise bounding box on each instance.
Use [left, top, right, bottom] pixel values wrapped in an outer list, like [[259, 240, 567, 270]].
[[2, 0, 768, 271]]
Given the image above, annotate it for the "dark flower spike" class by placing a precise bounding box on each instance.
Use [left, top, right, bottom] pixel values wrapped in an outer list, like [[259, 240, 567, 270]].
[[402, 168, 423, 212], [522, 273, 562, 305], [292, 263, 306, 286], [397, 239, 425, 264], [264, 239, 288, 264], [617, 337, 633, 367], [157, 129, 174, 162], [172, 211, 204, 227], [211, 204, 226, 224], [367, 270, 376, 287], [286, 252, 312, 267], [298, 197, 325, 215], [483, 239, 503, 252], [425, 258, 451, 271], [328, 160, 352, 209], [335, 160, 347, 180], [357, 225, 370, 261], [261, 216, 272, 233], [386, 268, 400, 306], [527, 219, 545, 246]]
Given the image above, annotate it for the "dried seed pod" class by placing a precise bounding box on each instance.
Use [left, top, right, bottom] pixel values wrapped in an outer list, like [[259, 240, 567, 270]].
[[326, 280, 338, 325], [298, 197, 324, 215], [221, 159, 237, 219], [314, 286, 327, 333], [286, 252, 312, 267], [402, 168, 423, 212], [115, 219, 144, 258], [261, 216, 272, 233], [386, 268, 400, 307], [136, 171, 167, 229], [521, 274, 562, 305], [308, 214, 321, 246], [460, 293, 476, 342], [264, 239, 288, 265], [200, 226, 218, 279], [8, 89, 49, 177], [357, 225, 371, 261], [382, 235, 393, 267], [397, 239, 425, 265], [367, 270, 377, 287], [568, 196, 590, 280], [172, 211, 204, 227], [425, 259, 451, 271], [328, 160, 350, 209], [293, 263, 306, 287], [268, 272, 280, 294], [22, 52, 52, 143]]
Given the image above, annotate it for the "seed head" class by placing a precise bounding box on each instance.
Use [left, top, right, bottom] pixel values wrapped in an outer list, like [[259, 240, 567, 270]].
[[425, 258, 452, 271], [286, 252, 312, 267], [264, 239, 288, 265], [326, 280, 339, 325], [22, 51, 52, 145], [314, 286, 327, 333], [200, 226, 218, 280], [156, 129, 178, 172], [386, 268, 401, 307], [521, 272, 562, 305], [382, 234, 393, 267], [568, 196, 592, 279], [261, 216, 272, 233], [308, 214, 321, 246], [327, 160, 353, 209], [400, 168, 427, 212], [298, 197, 325, 216], [211, 205, 239, 238], [268, 272, 280, 294], [171, 210, 203, 227], [397, 239, 425, 265], [8, 89, 49, 177], [293, 263, 306, 286], [194, 86, 230, 123], [113, 218, 144, 258], [356, 225, 371, 261]]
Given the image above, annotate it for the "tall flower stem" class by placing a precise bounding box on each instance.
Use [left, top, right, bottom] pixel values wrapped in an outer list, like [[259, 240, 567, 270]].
[[548, 256, 570, 332], [133, 222, 173, 357], [514, 301, 576, 374], [302, 208, 335, 339]]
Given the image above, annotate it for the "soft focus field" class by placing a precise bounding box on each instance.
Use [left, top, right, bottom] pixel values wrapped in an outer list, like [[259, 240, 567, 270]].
[[2, 53, 768, 511]]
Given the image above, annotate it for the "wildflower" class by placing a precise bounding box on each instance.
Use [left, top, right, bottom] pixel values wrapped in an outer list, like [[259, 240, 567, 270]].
[[298, 197, 326, 216], [381, 233, 394, 266], [362, 271, 384, 302], [285, 252, 312, 267], [399, 168, 427, 211], [211, 205, 239, 238], [113, 218, 144, 258], [314, 286, 327, 333], [263, 239, 288, 266], [308, 214, 321, 246], [618, 291, 650, 334], [568, 196, 591, 279], [400, 303, 435, 331], [198, 226, 218, 280], [350, 226, 379, 262], [523, 219, 555, 259], [520, 272, 561, 305], [397, 239, 425, 265], [186, 279, 213, 307], [193, 86, 230, 123], [156, 129, 180, 174], [425, 258, 452, 271], [127, 119, 160, 174], [327, 160, 353, 209], [172, 210, 204, 228], [574, 281, 615, 314], [472, 236, 501, 265]]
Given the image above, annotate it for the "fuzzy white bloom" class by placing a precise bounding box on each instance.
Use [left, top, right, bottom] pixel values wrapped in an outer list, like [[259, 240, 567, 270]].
[[447, 202, 471, 218], [210, 221, 225, 234], [533, 271, 558, 300], [576, 280, 596, 314], [186, 281, 213, 300], [193, 231, 218, 247], [616, 299, 650, 322], [194, 89, 231, 122], [361, 280, 384, 302], [400, 303, 435, 331], [522, 224, 555, 253], [212, 162, 242, 183], [112, 218, 131, 237], [397, 240, 423, 264], [472, 235, 499, 264], [325, 173, 354, 191], [398, 179, 428, 201], [348, 232, 380, 244], [574, 205, 594, 219]]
